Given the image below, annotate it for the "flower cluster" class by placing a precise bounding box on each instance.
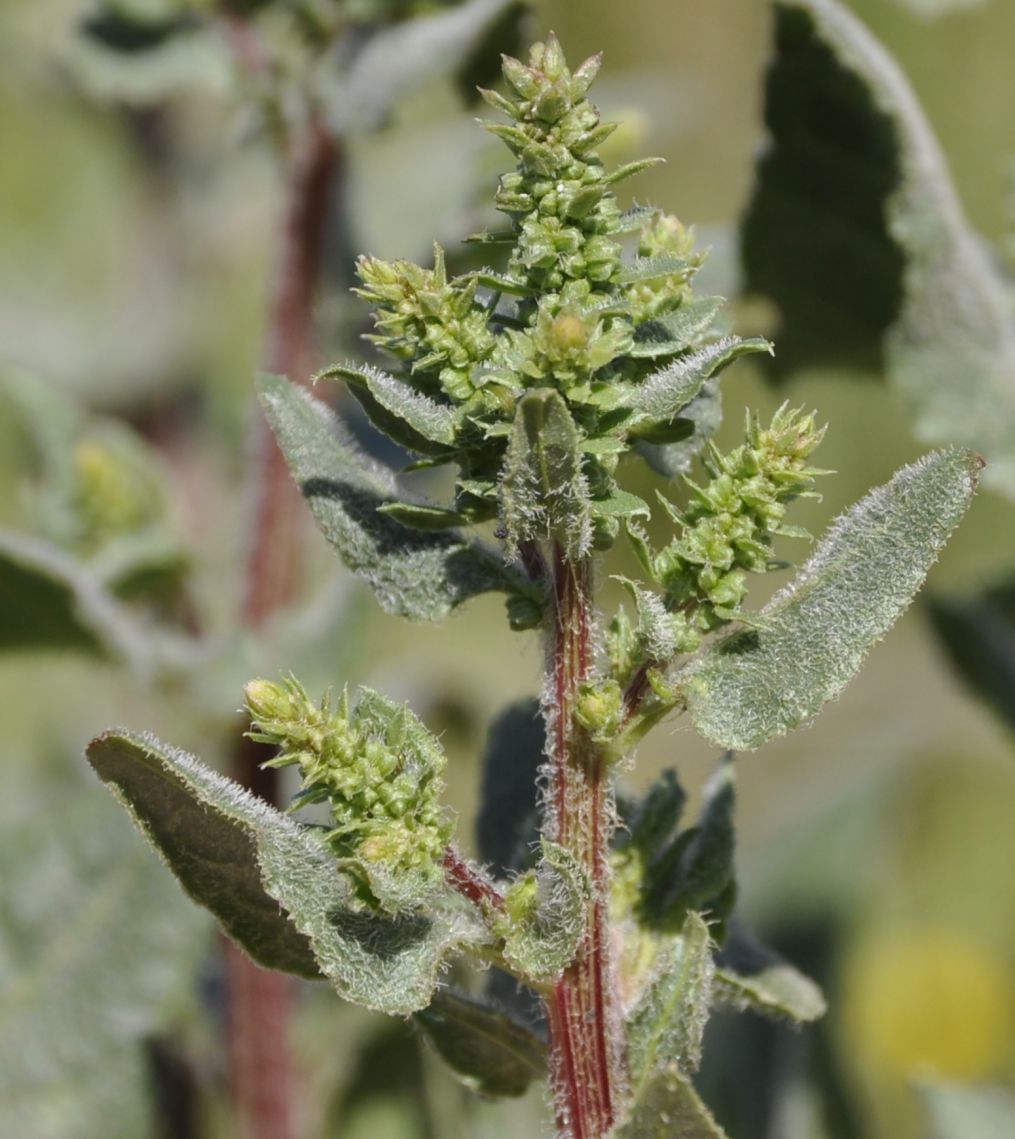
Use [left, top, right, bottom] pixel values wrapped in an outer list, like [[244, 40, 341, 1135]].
[[244, 677, 452, 908], [617, 405, 827, 665], [328, 35, 756, 557]]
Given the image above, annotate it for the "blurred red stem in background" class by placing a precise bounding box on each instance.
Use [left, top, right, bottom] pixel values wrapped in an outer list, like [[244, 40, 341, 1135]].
[[226, 114, 339, 1139]]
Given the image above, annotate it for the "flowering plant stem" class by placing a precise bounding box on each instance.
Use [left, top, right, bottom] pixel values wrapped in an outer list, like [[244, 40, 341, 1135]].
[[546, 547, 620, 1138]]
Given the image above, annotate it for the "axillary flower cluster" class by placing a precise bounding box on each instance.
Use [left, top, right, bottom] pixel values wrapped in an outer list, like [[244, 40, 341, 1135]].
[[249, 35, 827, 910]]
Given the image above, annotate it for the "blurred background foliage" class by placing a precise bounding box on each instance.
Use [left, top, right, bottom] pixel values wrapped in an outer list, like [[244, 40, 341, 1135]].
[[1, 1, 1013, 1136]]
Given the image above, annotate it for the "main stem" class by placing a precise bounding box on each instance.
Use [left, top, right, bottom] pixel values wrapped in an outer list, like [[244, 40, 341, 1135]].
[[226, 114, 339, 1139], [544, 546, 623, 1139]]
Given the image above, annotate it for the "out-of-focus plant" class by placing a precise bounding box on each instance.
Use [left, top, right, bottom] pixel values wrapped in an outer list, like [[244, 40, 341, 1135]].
[[86, 34, 982, 1138], [740, 0, 1015, 776]]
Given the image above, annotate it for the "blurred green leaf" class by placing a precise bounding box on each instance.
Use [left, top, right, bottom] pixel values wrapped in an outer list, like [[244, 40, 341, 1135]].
[[87, 730, 489, 1014], [626, 913, 714, 1088], [616, 1065, 729, 1139], [927, 577, 1015, 737], [257, 373, 522, 622], [321, 0, 523, 133], [679, 448, 981, 750], [714, 925, 826, 1024], [640, 760, 736, 933], [0, 790, 207, 1139], [0, 530, 155, 670], [414, 989, 546, 1098], [79, 9, 196, 55], [743, 0, 1015, 497], [475, 696, 543, 874], [921, 1083, 1015, 1139]]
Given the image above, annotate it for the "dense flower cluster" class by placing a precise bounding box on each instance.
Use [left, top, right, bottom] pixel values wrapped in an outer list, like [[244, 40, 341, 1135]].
[[244, 677, 452, 904]]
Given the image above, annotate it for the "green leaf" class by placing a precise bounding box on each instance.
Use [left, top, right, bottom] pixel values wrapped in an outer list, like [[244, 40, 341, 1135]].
[[627, 914, 714, 1089], [629, 338, 770, 427], [257, 373, 520, 622], [317, 363, 456, 455], [0, 789, 207, 1139], [678, 448, 981, 750], [635, 381, 723, 479], [654, 297, 727, 346], [714, 926, 826, 1024], [476, 697, 544, 875], [616, 1065, 729, 1139], [592, 489, 652, 520], [927, 577, 1015, 738], [323, 0, 520, 133], [86, 731, 489, 1015], [69, 19, 228, 105], [414, 990, 546, 1098], [920, 1083, 1015, 1139], [499, 840, 591, 985], [0, 530, 154, 671], [641, 760, 736, 932], [501, 388, 592, 559], [80, 10, 195, 54], [376, 503, 474, 530], [618, 256, 690, 285], [744, 0, 1015, 497]]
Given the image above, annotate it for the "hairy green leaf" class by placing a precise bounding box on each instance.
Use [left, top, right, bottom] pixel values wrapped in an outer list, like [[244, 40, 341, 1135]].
[[627, 913, 714, 1089], [714, 926, 826, 1024], [317, 363, 456, 455], [616, 1065, 729, 1139], [414, 990, 546, 1098], [499, 840, 591, 985], [629, 338, 770, 428], [635, 381, 723, 479], [927, 577, 1015, 738], [257, 373, 520, 622], [744, 0, 1015, 496], [501, 388, 592, 559], [0, 790, 207, 1139], [679, 448, 981, 750], [86, 731, 489, 1014]]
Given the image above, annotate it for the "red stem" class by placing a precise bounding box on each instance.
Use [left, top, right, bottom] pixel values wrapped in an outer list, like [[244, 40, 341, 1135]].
[[442, 846, 506, 911], [544, 547, 622, 1139], [225, 115, 339, 1139]]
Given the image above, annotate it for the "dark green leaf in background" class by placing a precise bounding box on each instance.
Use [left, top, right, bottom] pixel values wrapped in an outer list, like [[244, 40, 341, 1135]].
[[414, 989, 546, 1098], [714, 924, 826, 1024], [927, 576, 1015, 738], [743, 0, 1015, 497], [475, 697, 544, 875]]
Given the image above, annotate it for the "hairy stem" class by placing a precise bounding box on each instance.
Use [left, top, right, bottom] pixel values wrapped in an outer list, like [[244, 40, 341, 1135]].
[[544, 547, 623, 1139], [227, 115, 339, 1139]]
